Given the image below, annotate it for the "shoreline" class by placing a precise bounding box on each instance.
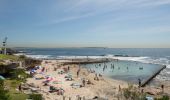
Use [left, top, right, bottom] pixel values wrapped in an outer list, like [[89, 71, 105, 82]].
[[24, 59, 170, 99]]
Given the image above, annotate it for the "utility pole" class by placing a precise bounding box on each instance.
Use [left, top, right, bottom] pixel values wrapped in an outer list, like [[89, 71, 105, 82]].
[[3, 37, 7, 55]]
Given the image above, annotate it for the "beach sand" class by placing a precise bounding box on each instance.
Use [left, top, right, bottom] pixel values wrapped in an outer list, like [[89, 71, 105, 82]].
[[26, 60, 129, 100], [26, 60, 170, 100]]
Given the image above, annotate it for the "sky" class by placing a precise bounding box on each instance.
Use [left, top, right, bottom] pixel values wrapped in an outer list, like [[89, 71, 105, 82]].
[[0, 0, 170, 48]]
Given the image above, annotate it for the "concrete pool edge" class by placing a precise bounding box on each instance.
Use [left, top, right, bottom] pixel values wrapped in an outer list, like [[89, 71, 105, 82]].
[[141, 65, 166, 87]]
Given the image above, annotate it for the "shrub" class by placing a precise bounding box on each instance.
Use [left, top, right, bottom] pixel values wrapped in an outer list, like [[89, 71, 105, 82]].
[[29, 94, 43, 100], [122, 85, 146, 100], [24, 58, 42, 70], [0, 79, 10, 100], [155, 95, 169, 100], [9, 69, 28, 82]]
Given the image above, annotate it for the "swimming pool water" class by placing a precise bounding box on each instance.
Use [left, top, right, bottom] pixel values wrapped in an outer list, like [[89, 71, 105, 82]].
[[82, 60, 163, 84]]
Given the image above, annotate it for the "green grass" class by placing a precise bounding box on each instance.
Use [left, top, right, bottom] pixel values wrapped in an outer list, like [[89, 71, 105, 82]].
[[9, 89, 28, 100], [5, 80, 21, 88], [0, 54, 18, 61], [4, 79, 29, 100]]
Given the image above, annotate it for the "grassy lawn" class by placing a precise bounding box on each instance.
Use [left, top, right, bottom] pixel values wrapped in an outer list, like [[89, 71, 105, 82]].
[[4, 79, 29, 100], [0, 54, 18, 61], [9, 89, 28, 100]]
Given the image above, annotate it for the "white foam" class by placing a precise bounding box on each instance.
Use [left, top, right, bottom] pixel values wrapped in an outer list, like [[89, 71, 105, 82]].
[[112, 56, 149, 62], [167, 65, 170, 69], [57, 55, 150, 62], [25, 55, 52, 59], [14, 53, 26, 56], [56, 56, 103, 59]]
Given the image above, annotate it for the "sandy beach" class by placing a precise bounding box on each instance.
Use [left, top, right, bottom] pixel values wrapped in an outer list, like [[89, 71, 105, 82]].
[[24, 59, 170, 100], [26, 60, 129, 100]]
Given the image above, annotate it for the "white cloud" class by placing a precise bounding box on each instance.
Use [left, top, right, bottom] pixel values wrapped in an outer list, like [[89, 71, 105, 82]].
[[53, 12, 94, 24], [50, 0, 170, 24], [65, 0, 170, 13]]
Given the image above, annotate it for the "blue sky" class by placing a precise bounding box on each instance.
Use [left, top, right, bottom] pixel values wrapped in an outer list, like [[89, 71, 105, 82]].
[[0, 0, 170, 48]]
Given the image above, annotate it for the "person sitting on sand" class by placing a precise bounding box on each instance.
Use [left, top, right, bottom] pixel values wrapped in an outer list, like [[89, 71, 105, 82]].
[[57, 88, 65, 95], [87, 80, 93, 85], [94, 74, 99, 81], [99, 74, 102, 77], [63, 68, 68, 72]]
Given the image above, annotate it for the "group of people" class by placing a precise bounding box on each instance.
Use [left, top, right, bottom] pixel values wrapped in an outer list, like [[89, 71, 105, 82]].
[[92, 62, 144, 72]]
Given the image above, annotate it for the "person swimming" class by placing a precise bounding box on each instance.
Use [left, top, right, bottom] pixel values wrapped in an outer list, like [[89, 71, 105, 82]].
[[139, 66, 143, 70]]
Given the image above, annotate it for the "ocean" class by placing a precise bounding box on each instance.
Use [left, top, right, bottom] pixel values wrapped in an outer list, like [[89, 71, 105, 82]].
[[14, 48, 170, 82]]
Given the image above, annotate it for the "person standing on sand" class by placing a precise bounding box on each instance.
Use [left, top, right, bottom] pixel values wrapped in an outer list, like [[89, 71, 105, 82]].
[[68, 66, 70, 71], [161, 84, 164, 94], [18, 84, 22, 92], [118, 85, 122, 100], [119, 85, 121, 92], [54, 67, 57, 71], [82, 79, 86, 87], [94, 73, 99, 81], [77, 68, 80, 77], [138, 78, 141, 88], [42, 67, 45, 72]]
